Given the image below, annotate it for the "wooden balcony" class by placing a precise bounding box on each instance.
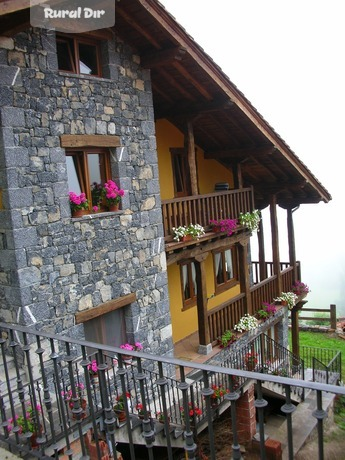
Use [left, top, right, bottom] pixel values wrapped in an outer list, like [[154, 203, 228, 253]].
[[161, 187, 254, 239]]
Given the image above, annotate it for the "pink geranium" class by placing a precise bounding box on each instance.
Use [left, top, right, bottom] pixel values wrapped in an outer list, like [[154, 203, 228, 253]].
[[104, 180, 125, 206], [69, 192, 89, 211]]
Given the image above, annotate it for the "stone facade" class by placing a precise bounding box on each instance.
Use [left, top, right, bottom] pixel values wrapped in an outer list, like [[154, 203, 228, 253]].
[[0, 28, 172, 355]]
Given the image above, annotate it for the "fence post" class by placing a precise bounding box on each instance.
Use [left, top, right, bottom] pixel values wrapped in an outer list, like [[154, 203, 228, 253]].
[[330, 304, 337, 330]]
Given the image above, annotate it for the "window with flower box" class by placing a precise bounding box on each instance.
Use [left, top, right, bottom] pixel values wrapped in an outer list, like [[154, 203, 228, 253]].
[[180, 261, 197, 309], [66, 148, 111, 210], [56, 34, 102, 76], [213, 247, 238, 293]]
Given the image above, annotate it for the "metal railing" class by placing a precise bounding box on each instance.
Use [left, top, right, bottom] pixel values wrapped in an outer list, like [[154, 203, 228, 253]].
[[161, 187, 254, 238], [0, 322, 345, 460], [300, 346, 342, 384]]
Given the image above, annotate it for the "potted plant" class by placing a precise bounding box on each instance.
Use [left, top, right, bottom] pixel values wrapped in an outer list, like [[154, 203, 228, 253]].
[[238, 209, 261, 232], [104, 179, 124, 211], [69, 192, 89, 217], [209, 218, 238, 236], [172, 223, 205, 242], [114, 392, 131, 422], [136, 403, 151, 419], [274, 291, 298, 310], [6, 402, 42, 447], [180, 402, 202, 423], [257, 302, 277, 320], [244, 351, 258, 371], [291, 281, 310, 297], [120, 341, 143, 363], [61, 383, 87, 420], [91, 182, 105, 211], [234, 314, 258, 333], [155, 411, 170, 424], [87, 359, 99, 384], [218, 329, 236, 348], [211, 384, 229, 405]]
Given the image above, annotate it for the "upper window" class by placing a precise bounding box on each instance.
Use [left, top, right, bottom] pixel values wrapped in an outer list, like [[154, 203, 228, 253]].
[[170, 148, 191, 197], [213, 248, 238, 292], [57, 34, 101, 76], [66, 148, 111, 209], [180, 262, 197, 309]]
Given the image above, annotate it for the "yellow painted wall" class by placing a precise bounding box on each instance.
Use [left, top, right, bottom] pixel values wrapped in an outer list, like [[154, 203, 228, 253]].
[[156, 119, 234, 199], [156, 118, 239, 343]]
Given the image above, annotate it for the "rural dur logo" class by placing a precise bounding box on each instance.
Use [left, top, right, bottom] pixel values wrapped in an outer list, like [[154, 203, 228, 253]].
[[30, 0, 115, 33]]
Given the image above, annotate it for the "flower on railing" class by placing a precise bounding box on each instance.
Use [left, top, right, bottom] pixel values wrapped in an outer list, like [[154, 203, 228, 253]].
[[120, 342, 143, 352], [291, 281, 310, 296], [104, 179, 124, 206], [87, 359, 98, 375], [61, 383, 85, 402], [69, 192, 89, 212], [257, 302, 277, 320], [180, 402, 202, 422], [209, 218, 238, 236], [7, 402, 42, 434], [238, 209, 261, 232], [155, 411, 170, 423], [244, 352, 258, 369], [234, 314, 258, 333], [211, 384, 229, 402], [274, 291, 298, 310], [114, 392, 131, 411], [172, 223, 205, 242]]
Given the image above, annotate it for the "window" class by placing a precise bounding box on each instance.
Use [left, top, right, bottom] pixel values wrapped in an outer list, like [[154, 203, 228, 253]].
[[84, 309, 127, 349], [213, 248, 238, 292], [170, 148, 191, 197], [57, 34, 101, 76], [180, 262, 197, 309], [66, 148, 111, 209]]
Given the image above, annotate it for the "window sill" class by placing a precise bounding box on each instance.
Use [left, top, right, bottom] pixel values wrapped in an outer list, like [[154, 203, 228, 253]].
[[58, 71, 111, 83], [71, 210, 123, 220]]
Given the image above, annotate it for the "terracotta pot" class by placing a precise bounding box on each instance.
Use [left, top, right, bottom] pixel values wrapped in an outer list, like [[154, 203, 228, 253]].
[[212, 226, 222, 233], [115, 409, 126, 422], [72, 209, 87, 218], [91, 374, 99, 385], [30, 425, 43, 449], [182, 234, 193, 242], [108, 203, 120, 212], [69, 398, 87, 420]]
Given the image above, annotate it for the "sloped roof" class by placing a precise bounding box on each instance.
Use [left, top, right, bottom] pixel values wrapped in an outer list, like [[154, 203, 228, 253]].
[[0, 0, 331, 208]]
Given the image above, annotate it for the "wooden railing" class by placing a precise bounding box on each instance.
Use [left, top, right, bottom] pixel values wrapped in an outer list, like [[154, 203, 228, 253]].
[[161, 187, 254, 237], [298, 304, 338, 330], [250, 275, 279, 317], [207, 294, 246, 343], [251, 261, 291, 284]]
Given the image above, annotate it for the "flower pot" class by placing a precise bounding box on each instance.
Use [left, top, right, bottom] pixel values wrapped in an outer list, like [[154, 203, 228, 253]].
[[69, 398, 87, 420], [30, 426, 43, 449], [212, 226, 222, 233], [115, 409, 126, 423], [72, 209, 87, 218], [91, 374, 99, 385], [108, 204, 120, 212], [182, 235, 193, 242]]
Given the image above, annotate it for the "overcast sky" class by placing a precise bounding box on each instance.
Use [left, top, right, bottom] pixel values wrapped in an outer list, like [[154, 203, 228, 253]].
[[160, 0, 345, 315]]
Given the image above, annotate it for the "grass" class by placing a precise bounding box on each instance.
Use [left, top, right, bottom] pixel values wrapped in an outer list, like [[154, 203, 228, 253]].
[[289, 330, 345, 373]]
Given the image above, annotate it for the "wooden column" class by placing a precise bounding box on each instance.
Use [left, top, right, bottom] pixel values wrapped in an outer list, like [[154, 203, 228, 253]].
[[185, 120, 199, 196], [232, 162, 243, 189], [238, 241, 252, 315], [194, 253, 211, 353], [270, 195, 282, 295], [291, 300, 307, 357], [257, 216, 267, 282], [287, 207, 298, 281]]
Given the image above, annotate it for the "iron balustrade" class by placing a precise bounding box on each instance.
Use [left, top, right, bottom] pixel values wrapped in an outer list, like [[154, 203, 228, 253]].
[[0, 322, 344, 460]]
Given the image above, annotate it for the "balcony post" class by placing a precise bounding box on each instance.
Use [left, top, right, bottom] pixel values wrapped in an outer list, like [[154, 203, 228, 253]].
[[238, 240, 252, 315], [186, 120, 199, 196], [195, 253, 212, 354], [257, 216, 267, 282], [270, 194, 282, 294], [287, 207, 298, 281]]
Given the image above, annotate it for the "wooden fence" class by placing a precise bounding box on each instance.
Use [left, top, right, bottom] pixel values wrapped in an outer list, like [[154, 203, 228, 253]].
[[297, 304, 338, 330]]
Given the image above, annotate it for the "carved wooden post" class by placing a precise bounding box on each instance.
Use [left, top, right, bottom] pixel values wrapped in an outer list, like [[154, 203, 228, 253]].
[[238, 240, 252, 315], [185, 120, 198, 196], [257, 215, 267, 282], [270, 195, 282, 295], [287, 207, 298, 281]]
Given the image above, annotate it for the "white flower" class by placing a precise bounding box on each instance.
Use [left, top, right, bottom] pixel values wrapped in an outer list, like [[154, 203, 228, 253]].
[[273, 291, 298, 310], [234, 314, 258, 333], [172, 223, 205, 241]]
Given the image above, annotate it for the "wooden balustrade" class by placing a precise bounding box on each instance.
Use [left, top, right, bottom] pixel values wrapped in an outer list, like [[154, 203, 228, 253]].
[[208, 294, 246, 343], [161, 187, 254, 238]]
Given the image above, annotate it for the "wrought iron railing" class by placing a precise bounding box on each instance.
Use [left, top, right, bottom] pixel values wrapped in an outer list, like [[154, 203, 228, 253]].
[[0, 322, 344, 460], [300, 346, 342, 384]]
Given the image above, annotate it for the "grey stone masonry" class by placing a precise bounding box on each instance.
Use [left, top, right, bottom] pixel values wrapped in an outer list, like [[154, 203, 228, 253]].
[[0, 28, 173, 356]]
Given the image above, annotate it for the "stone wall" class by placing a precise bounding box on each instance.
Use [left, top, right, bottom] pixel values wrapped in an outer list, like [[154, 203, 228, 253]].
[[0, 28, 172, 355]]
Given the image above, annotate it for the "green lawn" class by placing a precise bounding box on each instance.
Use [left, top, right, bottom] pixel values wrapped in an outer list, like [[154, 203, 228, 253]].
[[289, 331, 345, 376]]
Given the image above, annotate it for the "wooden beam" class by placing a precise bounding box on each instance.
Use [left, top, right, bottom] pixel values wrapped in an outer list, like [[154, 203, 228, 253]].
[[173, 61, 213, 101], [141, 46, 186, 68], [0, 0, 39, 15], [157, 68, 196, 101], [61, 135, 121, 148], [195, 257, 210, 346], [186, 120, 198, 196], [75, 293, 136, 324], [205, 145, 276, 160]]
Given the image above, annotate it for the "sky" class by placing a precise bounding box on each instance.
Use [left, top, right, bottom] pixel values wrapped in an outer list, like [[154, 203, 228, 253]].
[[160, 0, 345, 315]]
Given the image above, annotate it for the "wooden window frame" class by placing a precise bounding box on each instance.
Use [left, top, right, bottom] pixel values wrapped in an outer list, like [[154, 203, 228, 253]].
[[56, 33, 102, 77], [66, 147, 111, 210], [213, 247, 239, 294], [180, 261, 197, 310]]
